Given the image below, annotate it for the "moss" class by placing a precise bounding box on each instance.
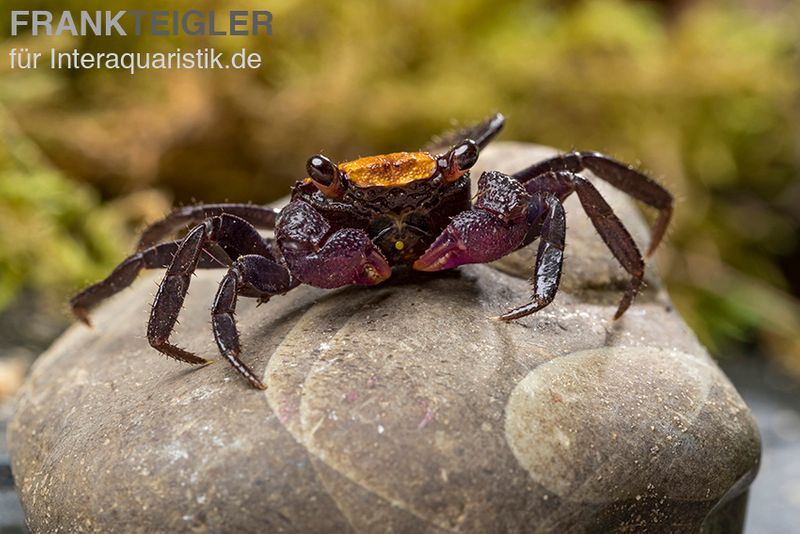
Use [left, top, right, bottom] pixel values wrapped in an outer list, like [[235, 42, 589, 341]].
[[0, 0, 798, 369]]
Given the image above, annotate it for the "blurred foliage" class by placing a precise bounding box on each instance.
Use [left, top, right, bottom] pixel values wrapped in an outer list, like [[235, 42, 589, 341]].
[[0, 0, 798, 372], [0, 107, 170, 312]]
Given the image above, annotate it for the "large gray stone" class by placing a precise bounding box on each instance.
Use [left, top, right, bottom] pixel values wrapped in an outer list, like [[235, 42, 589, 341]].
[[9, 143, 760, 532]]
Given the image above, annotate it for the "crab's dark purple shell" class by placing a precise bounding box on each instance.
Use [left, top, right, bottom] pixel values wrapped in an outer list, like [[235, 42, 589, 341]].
[[292, 159, 470, 264]]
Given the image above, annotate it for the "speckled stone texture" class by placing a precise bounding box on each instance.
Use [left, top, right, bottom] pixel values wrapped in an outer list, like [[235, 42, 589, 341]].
[[9, 143, 760, 533]]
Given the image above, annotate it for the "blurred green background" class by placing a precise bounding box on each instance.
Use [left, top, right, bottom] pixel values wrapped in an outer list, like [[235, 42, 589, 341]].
[[0, 0, 798, 378]]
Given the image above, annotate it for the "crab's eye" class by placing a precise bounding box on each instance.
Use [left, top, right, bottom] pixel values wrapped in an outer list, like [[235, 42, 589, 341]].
[[306, 154, 345, 197], [441, 139, 480, 182], [307, 155, 337, 186], [452, 140, 479, 171]]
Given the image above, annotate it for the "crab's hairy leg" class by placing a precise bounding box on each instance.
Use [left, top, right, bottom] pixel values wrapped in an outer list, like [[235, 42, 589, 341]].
[[276, 201, 391, 288], [529, 171, 644, 319], [70, 241, 230, 326], [513, 151, 673, 255], [147, 227, 212, 365], [498, 194, 566, 321], [212, 255, 294, 390], [469, 112, 506, 150], [137, 204, 279, 250], [414, 171, 531, 271], [571, 174, 644, 319], [147, 214, 275, 365]]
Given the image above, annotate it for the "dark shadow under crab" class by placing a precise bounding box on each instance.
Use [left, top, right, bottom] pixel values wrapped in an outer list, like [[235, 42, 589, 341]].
[[71, 114, 673, 389]]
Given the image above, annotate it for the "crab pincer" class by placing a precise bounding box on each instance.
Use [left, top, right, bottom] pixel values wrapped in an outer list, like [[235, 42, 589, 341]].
[[414, 171, 532, 272]]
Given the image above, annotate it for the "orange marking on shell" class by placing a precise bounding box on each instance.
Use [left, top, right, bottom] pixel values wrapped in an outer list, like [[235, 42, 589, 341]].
[[339, 152, 437, 187]]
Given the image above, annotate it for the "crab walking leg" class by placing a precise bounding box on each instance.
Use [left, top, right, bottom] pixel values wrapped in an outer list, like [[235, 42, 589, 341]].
[[570, 174, 644, 318], [414, 171, 532, 271], [513, 151, 673, 255], [426, 112, 506, 153], [498, 195, 566, 321], [527, 171, 645, 318], [147, 214, 277, 365], [70, 240, 230, 326], [137, 203, 279, 250], [212, 255, 294, 389], [467, 112, 506, 150], [276, 201, 392, 288]]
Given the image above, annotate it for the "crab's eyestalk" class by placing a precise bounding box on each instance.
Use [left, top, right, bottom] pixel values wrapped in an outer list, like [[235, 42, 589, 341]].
[[440, 139, 479, 182], [307, 154, 346, 198]]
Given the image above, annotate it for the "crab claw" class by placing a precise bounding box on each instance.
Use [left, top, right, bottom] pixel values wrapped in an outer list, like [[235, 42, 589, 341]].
[[355, 247, 393, 285], [281, 227, 392, 289], [323, 230, 391, 287], [414, 210, 528, 272], [413, 224, 470, 272], [416, 171, 532, 272]]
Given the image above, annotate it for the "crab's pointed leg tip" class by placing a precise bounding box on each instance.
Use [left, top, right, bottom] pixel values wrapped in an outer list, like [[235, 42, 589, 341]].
[[73, 308, 93, 328], [251, 379, 267, 390], [495, 309, 526, 322]]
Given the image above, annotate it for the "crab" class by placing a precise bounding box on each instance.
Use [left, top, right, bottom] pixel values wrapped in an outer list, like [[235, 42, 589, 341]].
[[71, 113, 673, 389]]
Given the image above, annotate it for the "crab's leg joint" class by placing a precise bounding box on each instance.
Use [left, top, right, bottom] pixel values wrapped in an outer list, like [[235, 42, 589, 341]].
[[497, 194, 566, 321], [212, 254, 294, 390], [137, 203, 279, 251], [70, 239, 230, 326], [514, 151, 673, 256], [519, 170, 646, 319]]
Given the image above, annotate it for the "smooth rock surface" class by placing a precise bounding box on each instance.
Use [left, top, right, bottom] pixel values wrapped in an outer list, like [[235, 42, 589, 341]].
[[10, 143, 760, 532]]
